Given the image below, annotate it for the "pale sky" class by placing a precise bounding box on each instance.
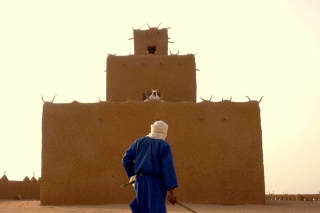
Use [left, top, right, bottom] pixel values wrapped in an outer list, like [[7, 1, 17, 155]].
[[0, 0, 319, 194]]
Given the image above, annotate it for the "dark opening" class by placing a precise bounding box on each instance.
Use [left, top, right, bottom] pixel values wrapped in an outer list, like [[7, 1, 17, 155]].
[[147, 46, 156, 54]]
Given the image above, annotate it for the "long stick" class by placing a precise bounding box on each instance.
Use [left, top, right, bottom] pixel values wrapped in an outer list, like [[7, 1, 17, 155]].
[[120, 180, 135, 188], [175, 200, 197, 213]]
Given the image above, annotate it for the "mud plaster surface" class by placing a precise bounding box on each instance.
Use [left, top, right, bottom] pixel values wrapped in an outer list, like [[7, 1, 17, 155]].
[[41, 101, 264, 205], [106, 55, 196, 102], [0, 181, 39, 200], [133, 28, 169, 55]]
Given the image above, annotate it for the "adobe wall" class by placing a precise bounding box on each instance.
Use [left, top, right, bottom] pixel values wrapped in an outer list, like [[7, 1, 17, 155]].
[[106, 55, 196, 102], [41, 101, 265, 205], [133, 28, 168, 55], [266, 194, 320, 202], [0, 181, 40, 200]]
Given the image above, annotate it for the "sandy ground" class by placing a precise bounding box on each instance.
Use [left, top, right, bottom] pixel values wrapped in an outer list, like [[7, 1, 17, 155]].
[[0, 200, 320, 213]]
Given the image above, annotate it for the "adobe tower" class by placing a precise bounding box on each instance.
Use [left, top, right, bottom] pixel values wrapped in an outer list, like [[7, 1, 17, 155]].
[[106, 25, 196, 102]]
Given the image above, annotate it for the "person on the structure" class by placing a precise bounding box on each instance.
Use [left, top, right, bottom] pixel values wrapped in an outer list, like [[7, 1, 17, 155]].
[[122, 120, 178, 213]]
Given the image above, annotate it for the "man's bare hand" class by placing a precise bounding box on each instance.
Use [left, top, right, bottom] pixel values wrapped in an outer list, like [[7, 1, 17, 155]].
[[167, 195, 176, 205]]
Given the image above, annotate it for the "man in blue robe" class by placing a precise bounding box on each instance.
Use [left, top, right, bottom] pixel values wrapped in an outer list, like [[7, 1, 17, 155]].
[[122, 120, 178, 213]]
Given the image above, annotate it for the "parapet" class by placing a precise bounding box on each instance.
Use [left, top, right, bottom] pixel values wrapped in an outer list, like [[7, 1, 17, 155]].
[[133, 25, 169, 55]]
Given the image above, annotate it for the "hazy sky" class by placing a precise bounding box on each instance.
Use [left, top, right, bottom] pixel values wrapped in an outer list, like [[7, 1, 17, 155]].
[[0, 0, 319, 194]]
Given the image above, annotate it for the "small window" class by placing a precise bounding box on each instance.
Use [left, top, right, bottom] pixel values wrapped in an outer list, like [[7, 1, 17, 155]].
[[147, 46, 156, 54]]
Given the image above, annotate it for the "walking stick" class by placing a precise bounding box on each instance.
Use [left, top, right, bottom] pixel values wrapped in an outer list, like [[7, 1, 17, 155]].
[[175, 200, 197, 213], [174, 198, 197, 213], [120, 180, 135, 188]]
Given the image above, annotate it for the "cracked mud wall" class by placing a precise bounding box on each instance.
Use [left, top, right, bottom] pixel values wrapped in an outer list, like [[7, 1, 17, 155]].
[[41, 101, 265, 205]]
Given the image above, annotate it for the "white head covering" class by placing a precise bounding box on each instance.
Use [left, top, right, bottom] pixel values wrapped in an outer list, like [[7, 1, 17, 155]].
[[147, 120, 168, 140]]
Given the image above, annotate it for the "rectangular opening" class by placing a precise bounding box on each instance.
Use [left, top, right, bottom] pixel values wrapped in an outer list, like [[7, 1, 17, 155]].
[[147, 46, 156, 54]]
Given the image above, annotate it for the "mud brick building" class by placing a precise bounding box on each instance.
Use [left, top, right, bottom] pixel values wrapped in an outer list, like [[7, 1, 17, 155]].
[[41, 24, 265, 205]]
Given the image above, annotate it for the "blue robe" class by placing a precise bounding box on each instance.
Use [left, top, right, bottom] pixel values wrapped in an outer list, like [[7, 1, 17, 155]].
[[122, 136, 178, 213]]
